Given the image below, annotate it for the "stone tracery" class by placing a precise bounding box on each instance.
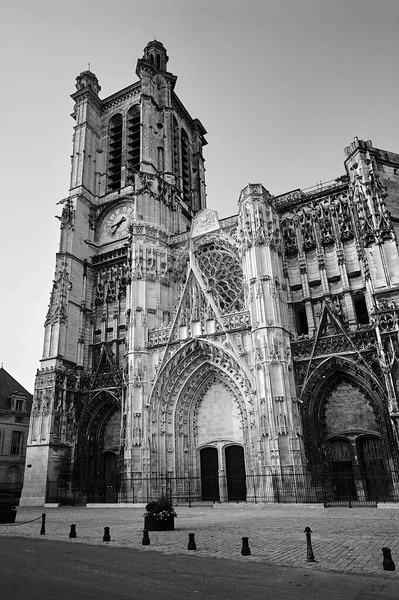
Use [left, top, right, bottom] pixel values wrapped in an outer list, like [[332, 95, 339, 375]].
[[194, 241, 244, 313]]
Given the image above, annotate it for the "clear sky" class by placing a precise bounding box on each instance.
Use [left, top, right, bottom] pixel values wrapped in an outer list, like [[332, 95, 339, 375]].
[[1, 0, 398, 391]]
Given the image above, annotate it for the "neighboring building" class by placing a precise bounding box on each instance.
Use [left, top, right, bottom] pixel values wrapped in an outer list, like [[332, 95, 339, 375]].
[[21, 41, 399, 506], [0, 367, 32, 495]]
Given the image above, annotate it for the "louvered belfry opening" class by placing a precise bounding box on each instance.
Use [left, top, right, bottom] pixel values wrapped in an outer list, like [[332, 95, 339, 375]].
[[181, 127, 191, 203], [108, 114, 123, 191], [127, 105, 140, 180]]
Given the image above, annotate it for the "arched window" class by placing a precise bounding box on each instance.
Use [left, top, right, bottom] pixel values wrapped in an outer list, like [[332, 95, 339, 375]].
[[172, 116, 180, 178], [181, 128, 191, 203], [150, 54, 154, 64], [108, 114, 123, 191], [127, 105, 140, 180], [156, 53, 161, 69], [7, 465, 21, 484]]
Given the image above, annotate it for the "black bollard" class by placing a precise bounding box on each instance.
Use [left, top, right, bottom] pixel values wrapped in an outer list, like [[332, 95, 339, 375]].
[[382, 547, 395, 571], [188, 533, 196, 551], [304, 527, 315, 562], [103, 527, 111, 542], [241, 536, 251, 556], [40, 513, 46, 536], [69, 524, 77, 539], [142, 529, 150, 546]]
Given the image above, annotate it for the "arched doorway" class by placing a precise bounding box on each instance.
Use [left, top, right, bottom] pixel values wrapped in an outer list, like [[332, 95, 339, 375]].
[[301, 357, 398, 504], [200, 447, 220, 501], [75, 392, 121, 502], [225, 445, 246, 501]]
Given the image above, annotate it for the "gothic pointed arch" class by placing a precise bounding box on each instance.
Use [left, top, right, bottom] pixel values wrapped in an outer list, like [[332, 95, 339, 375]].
[[74, 390, 121, 489], [149, 338, 255, 477], [300, 355, 397, 470]]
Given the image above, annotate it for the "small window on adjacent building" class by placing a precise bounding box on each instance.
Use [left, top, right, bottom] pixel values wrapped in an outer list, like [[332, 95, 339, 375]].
[[353, 293, 369, 325], [15, 399, 24, 412], [10, 431, 22, 455], [294, 305, 309, 336]]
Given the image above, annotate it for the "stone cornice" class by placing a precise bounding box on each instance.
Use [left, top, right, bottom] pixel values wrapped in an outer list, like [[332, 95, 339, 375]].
[[71, 87, 102, 109], [274, 179, 349, 211], [101, 82, 141, 112], [172, 93, 198, 134]]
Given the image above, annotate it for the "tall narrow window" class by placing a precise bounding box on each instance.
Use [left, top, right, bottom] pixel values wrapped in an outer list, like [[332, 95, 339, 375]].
[[353, 293, 369, 325], [181, 128, 191, 203], [157, 147, 164, 172], [10, 431, 22, 455], [294, 304, 308, 336], [172, 116, 180, 179], [127, 106, 140, 181], [108, 114, 123, 191]]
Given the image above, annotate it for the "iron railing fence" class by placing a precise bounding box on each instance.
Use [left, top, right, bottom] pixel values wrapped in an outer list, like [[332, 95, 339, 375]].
[[45, 469, 399, 507], [0, 483, 23, 499]]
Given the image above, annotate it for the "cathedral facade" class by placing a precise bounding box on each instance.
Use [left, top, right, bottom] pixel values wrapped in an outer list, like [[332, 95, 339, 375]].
[[21, 41, 399, 505]]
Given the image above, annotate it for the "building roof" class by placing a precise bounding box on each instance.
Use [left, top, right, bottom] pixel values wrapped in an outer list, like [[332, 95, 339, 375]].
[[0, 367, 33, 411]]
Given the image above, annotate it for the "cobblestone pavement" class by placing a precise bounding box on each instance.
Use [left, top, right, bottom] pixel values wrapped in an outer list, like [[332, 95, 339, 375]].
[[1, 504, 398, 576]]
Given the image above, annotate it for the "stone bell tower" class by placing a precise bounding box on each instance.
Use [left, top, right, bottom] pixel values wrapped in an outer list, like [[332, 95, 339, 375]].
[[21, 41, 207, 505]]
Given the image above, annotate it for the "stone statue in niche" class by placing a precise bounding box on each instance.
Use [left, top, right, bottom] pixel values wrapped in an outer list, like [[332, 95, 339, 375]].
[[337, 194, 354, 241], [282, 218, 298, 257], [317, 200, 335, 246], [147, 248, 157, 280], [135, 247, 144, 278], [32, 393, 41, 415], [300, 208, 316, 251], [254, 205, 265, 245]]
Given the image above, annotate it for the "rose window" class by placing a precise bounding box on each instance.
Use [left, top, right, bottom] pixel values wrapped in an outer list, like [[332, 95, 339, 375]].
[[195, 243, 244, 313]]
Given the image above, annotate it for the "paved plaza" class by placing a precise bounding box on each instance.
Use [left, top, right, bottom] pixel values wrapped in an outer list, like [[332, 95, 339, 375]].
[[1, 503, 398, 576]]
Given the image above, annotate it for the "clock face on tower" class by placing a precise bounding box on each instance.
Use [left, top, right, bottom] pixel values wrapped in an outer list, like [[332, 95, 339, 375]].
[[104, 203, 134, 240]]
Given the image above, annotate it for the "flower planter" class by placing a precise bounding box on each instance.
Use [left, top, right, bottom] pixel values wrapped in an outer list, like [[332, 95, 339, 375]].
[[144, 514, 175, 531], [0, 510, 17, 524]]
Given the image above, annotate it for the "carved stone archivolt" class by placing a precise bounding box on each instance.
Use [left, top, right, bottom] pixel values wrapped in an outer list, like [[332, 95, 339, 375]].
[[299, 354, 397, 467], [149, 340, 255, 451]]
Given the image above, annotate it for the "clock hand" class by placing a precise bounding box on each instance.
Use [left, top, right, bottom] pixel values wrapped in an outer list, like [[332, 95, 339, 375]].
[[111, 216, 126, 232]]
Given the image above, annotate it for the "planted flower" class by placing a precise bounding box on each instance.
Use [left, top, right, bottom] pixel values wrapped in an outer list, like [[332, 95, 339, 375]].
[[144, 494, 176, 530]]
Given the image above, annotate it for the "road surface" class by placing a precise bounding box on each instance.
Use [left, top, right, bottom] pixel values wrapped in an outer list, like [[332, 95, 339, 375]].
[[1, 536, 397, 599]]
